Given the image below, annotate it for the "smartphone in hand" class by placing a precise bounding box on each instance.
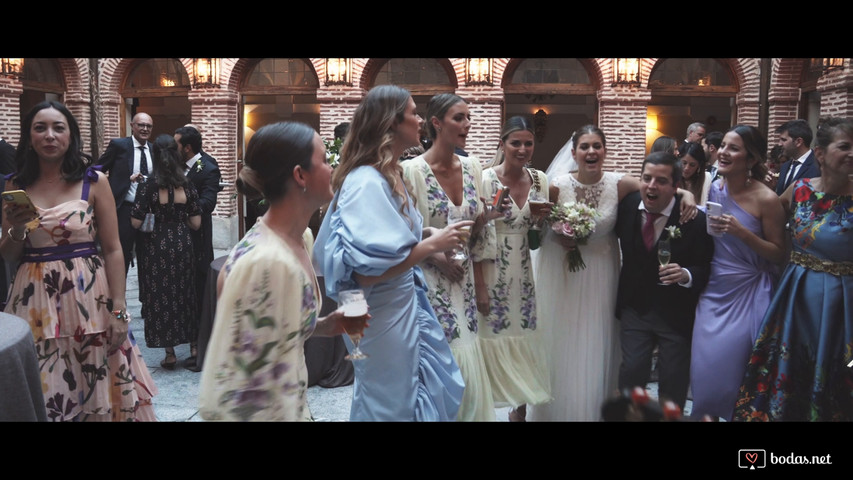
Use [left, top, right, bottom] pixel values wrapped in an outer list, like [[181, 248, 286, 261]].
[[706, 201, 723, 237], [2, 190, 38, 216], [493, 187, 511, 212]]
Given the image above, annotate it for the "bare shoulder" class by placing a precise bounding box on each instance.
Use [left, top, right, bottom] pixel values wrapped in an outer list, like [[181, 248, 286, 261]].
[[756, 182, 782, 204], [755, 182, 785, 215], [90, 171, 114, 199]]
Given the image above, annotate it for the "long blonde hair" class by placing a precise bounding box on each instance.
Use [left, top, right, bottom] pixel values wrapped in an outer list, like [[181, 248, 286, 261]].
[[331, 85, 411, 204]]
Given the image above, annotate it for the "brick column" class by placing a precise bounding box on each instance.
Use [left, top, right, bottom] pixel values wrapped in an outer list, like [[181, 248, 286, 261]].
[[598, 86, 652, 175]]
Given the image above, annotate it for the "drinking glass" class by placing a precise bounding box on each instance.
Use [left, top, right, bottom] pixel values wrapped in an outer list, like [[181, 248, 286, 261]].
[[483, 204, 495, 227], [447, 205, 472, 261], [528, 189, 549, 230], [657, 239, 671, 285], [339, 289, 369, 361]]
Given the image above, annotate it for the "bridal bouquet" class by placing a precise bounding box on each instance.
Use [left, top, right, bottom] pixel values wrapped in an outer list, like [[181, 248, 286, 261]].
[[548, 201, 598, 272]]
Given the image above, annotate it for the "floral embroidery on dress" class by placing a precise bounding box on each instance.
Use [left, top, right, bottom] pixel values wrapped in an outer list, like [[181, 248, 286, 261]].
[[791, 179, 853, 250], [211, 264, 317, 421], [432, 284, 460, 342], [224, 222, 262, 276]]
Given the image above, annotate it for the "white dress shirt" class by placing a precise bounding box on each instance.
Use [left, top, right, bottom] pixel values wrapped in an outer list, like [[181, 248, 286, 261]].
[[185, 152, 202, 172], [784, 150, 811, 188], [125, 138, 152, 203]]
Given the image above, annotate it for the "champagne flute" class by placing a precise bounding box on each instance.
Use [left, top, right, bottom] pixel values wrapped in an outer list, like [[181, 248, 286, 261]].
[[657, 239, 671, 285], [339, 289, 369, 361], [528, 189, 548, 230], [447, 205, 472, 261]]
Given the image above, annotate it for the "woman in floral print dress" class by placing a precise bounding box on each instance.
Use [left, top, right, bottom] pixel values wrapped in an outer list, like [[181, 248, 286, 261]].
[[199, 122, 344, 421], [473, 116, 552, 422], [2, 101, 157, 421], [402, 93, 504, 421], [732, 117, 853, 421]]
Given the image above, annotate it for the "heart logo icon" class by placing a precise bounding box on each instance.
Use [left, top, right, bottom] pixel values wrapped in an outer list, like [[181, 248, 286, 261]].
[[745, 453, 758, 464]]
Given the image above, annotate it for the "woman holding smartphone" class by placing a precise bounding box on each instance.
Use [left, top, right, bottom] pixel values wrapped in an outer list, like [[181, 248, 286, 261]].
[[689, 125, 786, 422], [472, 116, 552, 422], [1, 101, 157, 421]]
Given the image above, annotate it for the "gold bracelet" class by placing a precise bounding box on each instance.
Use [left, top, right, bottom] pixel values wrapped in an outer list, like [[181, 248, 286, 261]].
[[7, 227, 27, 242]]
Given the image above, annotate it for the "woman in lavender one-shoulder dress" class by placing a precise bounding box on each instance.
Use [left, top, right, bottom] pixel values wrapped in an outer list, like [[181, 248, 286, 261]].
[[689, 125, 787, 421]]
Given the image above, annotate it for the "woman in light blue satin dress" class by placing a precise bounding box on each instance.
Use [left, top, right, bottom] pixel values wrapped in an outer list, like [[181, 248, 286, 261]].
[[313, 85, 467, 421]]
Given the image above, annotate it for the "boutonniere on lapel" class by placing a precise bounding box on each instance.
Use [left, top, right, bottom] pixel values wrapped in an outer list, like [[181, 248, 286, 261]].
[[665, 225, 682, 240], [193, 158, 203, 173]]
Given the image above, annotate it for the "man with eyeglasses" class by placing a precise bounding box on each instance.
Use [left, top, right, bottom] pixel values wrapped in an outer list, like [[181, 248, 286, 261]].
[[97, 112, 155, 273]]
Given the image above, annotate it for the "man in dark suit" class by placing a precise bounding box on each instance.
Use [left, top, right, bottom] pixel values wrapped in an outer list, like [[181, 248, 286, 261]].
[[0, 135, 17, 304], [184, 123, 219, 168], [96, 112, 155, 273], [615, 151, 714, 410], [174, 126, 220, 371], [774, 119, 821, 195]]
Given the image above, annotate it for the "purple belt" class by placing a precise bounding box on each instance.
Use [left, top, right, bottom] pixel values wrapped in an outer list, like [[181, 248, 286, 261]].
[[21, 242, 99, 263]]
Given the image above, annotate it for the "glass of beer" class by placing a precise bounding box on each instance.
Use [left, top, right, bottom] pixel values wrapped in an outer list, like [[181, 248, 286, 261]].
[[528, 189, 549, 230], [339, 289, 369, 361]]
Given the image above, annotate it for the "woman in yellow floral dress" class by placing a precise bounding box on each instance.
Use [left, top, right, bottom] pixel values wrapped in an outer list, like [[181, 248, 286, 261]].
[[199, 121, 345, 421]]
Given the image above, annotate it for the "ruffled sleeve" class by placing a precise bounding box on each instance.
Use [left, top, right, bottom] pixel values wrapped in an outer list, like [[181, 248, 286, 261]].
[[470, 167, 499, 261], [313, 166, 421, 301]]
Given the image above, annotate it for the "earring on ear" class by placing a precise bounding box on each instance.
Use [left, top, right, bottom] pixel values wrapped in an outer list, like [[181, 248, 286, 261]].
[[303, 187, 307, 194], [746, 168, 753, 186]]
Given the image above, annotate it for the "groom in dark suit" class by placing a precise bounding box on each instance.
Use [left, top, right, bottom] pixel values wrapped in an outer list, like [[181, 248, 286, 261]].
[[175, 126, 221, 371], [615, 152, 714, 409], [96, 112, 155, 273]]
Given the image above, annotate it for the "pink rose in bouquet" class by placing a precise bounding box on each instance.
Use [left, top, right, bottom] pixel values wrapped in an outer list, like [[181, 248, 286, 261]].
[[547, 201, 598, 272]]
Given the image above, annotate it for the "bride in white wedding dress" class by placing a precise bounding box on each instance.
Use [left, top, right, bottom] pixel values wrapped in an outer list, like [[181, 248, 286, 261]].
[[529, 125, 625, 421], [530, 125, 697, 421]]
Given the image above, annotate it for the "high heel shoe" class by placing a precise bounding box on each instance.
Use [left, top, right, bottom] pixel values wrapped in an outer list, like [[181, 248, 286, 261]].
[[160, 348, 177, 369]]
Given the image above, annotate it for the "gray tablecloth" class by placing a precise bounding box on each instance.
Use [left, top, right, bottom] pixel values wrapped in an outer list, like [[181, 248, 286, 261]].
[[0, 313, 46, 421], [196, 257, 353, 388]]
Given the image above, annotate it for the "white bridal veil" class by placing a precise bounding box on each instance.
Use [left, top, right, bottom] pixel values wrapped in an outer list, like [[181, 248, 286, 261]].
[[545, 138, 577, 179]]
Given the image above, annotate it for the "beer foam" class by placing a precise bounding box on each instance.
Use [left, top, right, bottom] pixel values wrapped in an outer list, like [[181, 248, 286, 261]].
[[341, 301, 368, 317]]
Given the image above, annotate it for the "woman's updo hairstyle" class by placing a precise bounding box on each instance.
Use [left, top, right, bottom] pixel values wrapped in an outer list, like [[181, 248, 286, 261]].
[[237, 121, 316, 204], [423, 93, 466, 141]]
